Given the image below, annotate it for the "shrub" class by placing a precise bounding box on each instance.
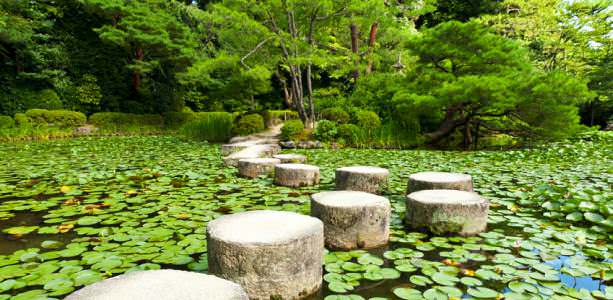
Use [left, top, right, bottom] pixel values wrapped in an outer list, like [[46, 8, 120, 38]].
[[0, 116, 15, 129], [313, 120, 338, 142], [263, 110, 299, 126], [164, 112, 195, 129], [89, 112, 163, 129], [25, 109, 86, 127], [355, 110, 381, 130], [14, 113, 29, 127], [338, 123, 362, 145], [233, 113, 265, 136], [180, 112, 234, 142], [320, 107, 350, 124], [280, 120, 304, 141]]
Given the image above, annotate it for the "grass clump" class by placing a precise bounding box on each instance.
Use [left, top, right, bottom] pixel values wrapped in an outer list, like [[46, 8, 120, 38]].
[[180, 112, 234, 142]]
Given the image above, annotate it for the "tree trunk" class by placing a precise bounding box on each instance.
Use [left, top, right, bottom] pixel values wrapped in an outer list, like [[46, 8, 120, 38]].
[[350, 23, 359, 84], [131, 47, 144, 95], [306, 13, 317, 129], [365, 22, 378, 74], [425, 104, 467, 144]]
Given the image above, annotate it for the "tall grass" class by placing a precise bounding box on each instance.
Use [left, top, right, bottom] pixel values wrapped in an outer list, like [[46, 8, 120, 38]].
[[180, 112, 234, 142], [346, 122, 422, 149]]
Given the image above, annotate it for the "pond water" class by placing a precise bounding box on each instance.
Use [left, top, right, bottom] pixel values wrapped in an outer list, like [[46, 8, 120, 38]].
[[0, 136, 610, 299]]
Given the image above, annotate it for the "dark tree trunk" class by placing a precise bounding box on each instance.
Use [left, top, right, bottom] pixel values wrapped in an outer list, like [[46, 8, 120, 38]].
[[350, 23, 359, 84], [365, 22, 378, 74], [131, 47, 144, 95]]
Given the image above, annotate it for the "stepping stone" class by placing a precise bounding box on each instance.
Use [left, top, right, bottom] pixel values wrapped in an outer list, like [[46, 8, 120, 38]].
[[335, 166, 390, 194], [407, 171, 473, 194], [274, 163, 320, 187], [223, 144, 280, 167], [238, 158, 281, 178], [65, 270, 248, 300], [207, 210, 323, 299], [221, 141, 260, 156], [273, 153, 307, 163], [311, 191, 390, 250], [406, 189, 489, 236]]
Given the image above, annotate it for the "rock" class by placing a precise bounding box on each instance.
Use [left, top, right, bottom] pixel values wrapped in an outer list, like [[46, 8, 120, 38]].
[[311, 191, 390, 250], [297, 141, 322, 149], [273, 154, 307, 163], [73, 125, 97, 135], [207, 210, 324, 300], [238, 158, 281, 178], [405, 189, 489, 236], [221, 141, 260, 156], [64, 270, 248, 300], [274, 163, 320, 187], [280, 141, 296, 149], [223, 144, 281, 167], [335, 166, 390, 194], [407, 171, 473, 194]]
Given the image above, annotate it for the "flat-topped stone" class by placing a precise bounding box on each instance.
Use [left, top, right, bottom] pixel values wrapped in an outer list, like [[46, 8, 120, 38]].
[[237, 158, 280, 178], [406, 189, 489, 236], [311, 191, 390, 250], [274, 163, 320, 187], [336, 166, 390, 194], [223, 144, 280, 167], [207, 210, 324, 299], [221, 141, 261, 156], [65, 270, 248, 300], [407, 171, 473, 193], [273, 154, 307, 163]]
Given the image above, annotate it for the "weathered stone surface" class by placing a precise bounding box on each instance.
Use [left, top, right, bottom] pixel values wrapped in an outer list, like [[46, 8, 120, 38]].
[[207, 210, 324, 300], [238, 158, 281, 178], [405, 189, 489, 236], [335, 166, 390, 194], [73, 125, 98, 135], [280, 141, 296, 149], [311, 191, 390, 250], [223, 144, 281, 167], [221, 141, 260, 156], [297, 141, 322, 149], [273, 154, 307, 163], [274, 163, 320, 187], [407, 171, 473, 194], [65, 270, 248, 300]]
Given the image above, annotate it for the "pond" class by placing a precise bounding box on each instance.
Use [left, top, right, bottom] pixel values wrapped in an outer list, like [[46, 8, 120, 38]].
[[0, 136, 611, 299]]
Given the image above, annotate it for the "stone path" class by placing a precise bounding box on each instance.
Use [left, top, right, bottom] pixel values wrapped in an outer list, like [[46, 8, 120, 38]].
[[222, 125, 282, 166]]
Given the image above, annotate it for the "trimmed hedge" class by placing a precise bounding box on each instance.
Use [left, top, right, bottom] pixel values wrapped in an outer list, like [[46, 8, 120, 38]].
[[14, 113, 28, 126], [25, 109, 86, 127], [0, 116, 15, 129], [280, 119, 304, 141], [89, 112, 163, 128], [234, 113, 265, 136], [320, 107, 350, 124]]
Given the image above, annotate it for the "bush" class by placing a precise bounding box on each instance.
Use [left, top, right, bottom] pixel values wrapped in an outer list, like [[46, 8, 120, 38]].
[[320, 107, 350, 124], [180, 112, 234, 142], [313, 120, 338, 142], [89, 112, 163, 129], [14, 113, 29, 127], [338, 123, 362, 145], [25, 109, 86, 127], [164, 112, 195, 129], [355, 110, 381, 130], [280, 120, 305, 141], [0, 116, 15, 129], [263, 110, 299, 126], [233, 113, 265, 136]]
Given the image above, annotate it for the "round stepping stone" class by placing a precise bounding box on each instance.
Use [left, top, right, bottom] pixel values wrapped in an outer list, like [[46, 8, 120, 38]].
[[405, 189, 489, 236], [65, 270, 248, 300], [407, 171, 473, 194], [311, 191, 390, 250], [335, 166, 390, 194], [274, 163, 320, 187], [273, 153, 307, 163], [238, 158, 281, 178], [207, 210, 324, 299]]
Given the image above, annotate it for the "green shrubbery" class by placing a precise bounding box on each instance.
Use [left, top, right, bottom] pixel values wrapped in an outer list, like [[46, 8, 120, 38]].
[[89, 112, 163, 129], [233, 113, 265, 136], [14, 113, 29, 127], [25, 109, 86, 127], [180, 112, 234, 142], [354, 110, 381, 130], [164, 112, 195, 129], [338, 123, 360, 145], [280, 120, 304, 141], [320, 108, 350, 124], [312, 120, 338, 142], [263, 110, 299, 126], [0, 116, 15, 129]]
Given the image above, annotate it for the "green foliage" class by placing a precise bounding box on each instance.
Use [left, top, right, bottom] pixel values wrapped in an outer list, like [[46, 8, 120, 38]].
[[13, 113, 29, 127], [321, 108, 350, 124], [280, 120, 305, 141], [74, 74, 102, 106], [338, 124, 361, 145], [0, 116, 15, 129], [25, 109, 86, 128], [354, 110, 381, 130], [313, 120, 339, 142], [89, 112, 163, 129], [163, 112, 195, 129], [233, 114, 265, 136], [263, 110, 299, 126], [180, 112, 234, 142]]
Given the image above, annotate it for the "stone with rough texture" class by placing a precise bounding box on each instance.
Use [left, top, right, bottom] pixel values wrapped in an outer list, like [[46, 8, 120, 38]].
[[238, 158, 281, 178], [221, 141, 260, 156], [274, 163, 320, 187], [223, 144, 281, 167], [311, 191, 390, 250], [273, 154, 307, 163], [335, 166, 389, 194], [65, 270, 248, 300], [207, 210, 324, 300], [405, 189, 489, 236], [407, 171, 473, 194]]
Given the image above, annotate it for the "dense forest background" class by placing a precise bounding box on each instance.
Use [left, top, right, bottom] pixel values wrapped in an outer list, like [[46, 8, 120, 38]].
[[1, 0, 611, 145]]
